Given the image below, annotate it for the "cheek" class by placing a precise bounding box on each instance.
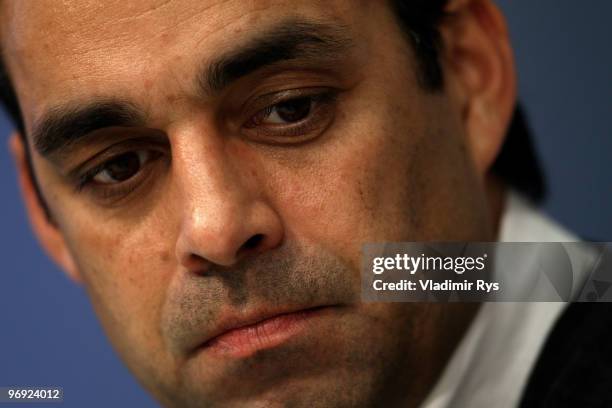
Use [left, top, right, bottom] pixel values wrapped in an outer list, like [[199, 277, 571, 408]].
[[268, 96, 488, 271], [54, 201, 176, 377], [262, 80, 423, 257]]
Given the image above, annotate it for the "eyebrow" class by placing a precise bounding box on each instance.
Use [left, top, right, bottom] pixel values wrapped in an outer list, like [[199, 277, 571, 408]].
[[32, 18, 354, 158], [33, 101, 146, 157], [202, 19, 354, 93]]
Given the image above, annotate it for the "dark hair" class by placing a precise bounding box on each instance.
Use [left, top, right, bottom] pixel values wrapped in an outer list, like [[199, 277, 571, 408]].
[[0, 0, 546, 206], [391, 0, 546, 202]]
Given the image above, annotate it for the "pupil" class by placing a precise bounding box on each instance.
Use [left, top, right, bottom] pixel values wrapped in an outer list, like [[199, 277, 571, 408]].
[[276, 98, 311, 122], [106, 153, 141, 181]]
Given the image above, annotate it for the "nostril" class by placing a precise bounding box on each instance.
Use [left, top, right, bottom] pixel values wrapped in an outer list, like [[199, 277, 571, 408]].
[[242, 234, 264, 251]]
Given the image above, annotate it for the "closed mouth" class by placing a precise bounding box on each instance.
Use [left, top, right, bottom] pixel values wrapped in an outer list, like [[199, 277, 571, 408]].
[[199, 305, 334, 358]]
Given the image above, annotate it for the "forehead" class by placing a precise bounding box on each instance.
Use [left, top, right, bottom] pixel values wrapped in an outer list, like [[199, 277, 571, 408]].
[[0, 0, 369, 130]]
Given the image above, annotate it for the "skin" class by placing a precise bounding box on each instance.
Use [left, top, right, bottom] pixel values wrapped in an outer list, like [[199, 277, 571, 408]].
[[2, 0, 516, 407]]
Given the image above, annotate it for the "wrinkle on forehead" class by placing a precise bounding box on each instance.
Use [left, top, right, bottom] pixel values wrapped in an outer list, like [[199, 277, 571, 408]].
[[2, 0, 357, 59], [0, 0, 369, 131], [0, 0, 258, 127], [4, 0, 224, 55]]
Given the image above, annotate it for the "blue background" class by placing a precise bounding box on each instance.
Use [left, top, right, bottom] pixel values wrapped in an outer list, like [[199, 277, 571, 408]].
[[1, 2, 610, 407]]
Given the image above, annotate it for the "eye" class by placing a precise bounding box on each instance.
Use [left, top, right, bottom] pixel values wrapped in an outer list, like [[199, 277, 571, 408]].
[[242, 90, 338, 142], [257, 96, 313, 125], [68, 134, 169, 205], [91, 150, 152, 185]]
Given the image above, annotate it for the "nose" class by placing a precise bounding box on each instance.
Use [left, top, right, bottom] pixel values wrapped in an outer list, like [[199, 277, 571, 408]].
[[173, 138, 283, 272]]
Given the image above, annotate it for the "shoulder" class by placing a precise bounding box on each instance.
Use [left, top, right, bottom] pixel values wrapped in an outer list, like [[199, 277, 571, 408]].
[[520, 302, 612, 407], [502, 191, 612, 406]]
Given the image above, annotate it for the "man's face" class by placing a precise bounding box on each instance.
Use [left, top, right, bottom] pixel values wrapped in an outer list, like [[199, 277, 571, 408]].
[[3, 1, 495, 406]]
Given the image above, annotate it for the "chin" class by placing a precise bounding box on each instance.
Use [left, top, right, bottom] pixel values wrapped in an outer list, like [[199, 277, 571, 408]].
[[154, 309, 416, 408]]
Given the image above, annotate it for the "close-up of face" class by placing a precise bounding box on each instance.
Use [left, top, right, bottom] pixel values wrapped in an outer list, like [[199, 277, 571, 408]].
[[0, 0, 516, 407]]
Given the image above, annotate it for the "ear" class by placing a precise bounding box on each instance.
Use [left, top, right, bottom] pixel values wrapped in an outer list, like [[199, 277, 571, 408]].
[[439, 0, 517, 176], [9, 133, 82, 283]]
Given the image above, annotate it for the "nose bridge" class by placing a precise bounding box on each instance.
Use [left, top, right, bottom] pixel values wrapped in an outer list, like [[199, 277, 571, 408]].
[[175, 133, 244, 224], [172, 128, 283, 270]]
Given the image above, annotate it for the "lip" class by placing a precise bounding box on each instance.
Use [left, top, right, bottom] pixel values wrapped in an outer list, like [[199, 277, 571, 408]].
[[196, 306, 333, 359]]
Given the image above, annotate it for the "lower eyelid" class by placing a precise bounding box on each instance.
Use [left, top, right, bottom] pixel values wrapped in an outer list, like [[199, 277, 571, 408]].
[[87, 164, 157, 204], [76, 151, 165, 199]]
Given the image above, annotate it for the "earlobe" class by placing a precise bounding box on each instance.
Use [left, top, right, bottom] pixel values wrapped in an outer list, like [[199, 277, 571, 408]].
[[8, 133, 82, 284], [439, 0, 517, 176]]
